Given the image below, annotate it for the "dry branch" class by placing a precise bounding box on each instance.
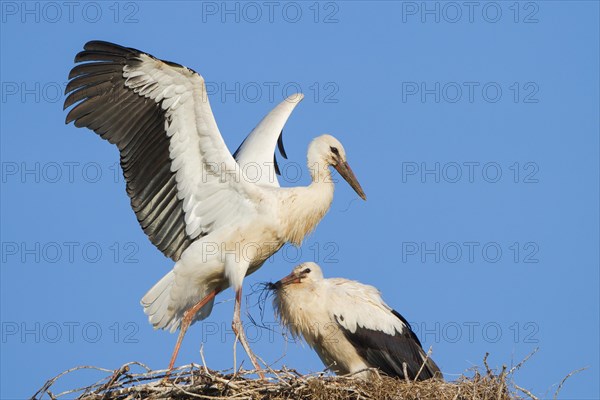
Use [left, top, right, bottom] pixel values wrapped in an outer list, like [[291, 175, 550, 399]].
[[33, 356, 537, 400]]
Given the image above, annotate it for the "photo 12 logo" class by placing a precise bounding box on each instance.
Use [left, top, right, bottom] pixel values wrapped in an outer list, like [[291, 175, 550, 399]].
[[1, 161, 124, 184], [1, 241, 140, 264], [203, 81, 339, 104], [200, 1, 340, 24], [401, 82, 540, 104], [1, 2, 140, 24], [410, 321, 540, 344], [400, 162, 540, 184], [401, 241, 540, 264], [1, 321, 140, 344], [400, 2, 540, 24]]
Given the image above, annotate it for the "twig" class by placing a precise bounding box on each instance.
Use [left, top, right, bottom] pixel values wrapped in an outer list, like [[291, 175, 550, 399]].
[[170, 379, 225, 399], [199, 344, 212, 378], [402, 362, 410, 383], [496, 365, 507, 400], [515, 384, 539, 400], [483, 352, 492, 376], [31, 365, 114, 400], [553, 366, 588, 400], [415, 346, 434, 382], [509, 348, 539, 375], [100, 365, 130, 399]]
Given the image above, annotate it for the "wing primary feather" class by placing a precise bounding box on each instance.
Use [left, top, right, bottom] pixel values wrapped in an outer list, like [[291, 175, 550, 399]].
[[74, 50, 127, 63], [273, 153, 281, 176], [83, 40, 137, 54], [67, 62, 123, 81], [277, 130, 288, 159]]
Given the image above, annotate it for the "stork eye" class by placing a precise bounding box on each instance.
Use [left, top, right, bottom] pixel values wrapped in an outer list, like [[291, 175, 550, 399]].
[[303, 268, 311, 274], [330, 146, 339, 155]]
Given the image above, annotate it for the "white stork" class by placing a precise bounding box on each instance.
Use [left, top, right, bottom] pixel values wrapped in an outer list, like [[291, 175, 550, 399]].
[[63, 41, 366, 376], [272, 262, 442, 380]]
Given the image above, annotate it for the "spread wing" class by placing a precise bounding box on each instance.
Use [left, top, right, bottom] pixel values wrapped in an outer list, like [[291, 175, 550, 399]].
[[233, 94, 303, 187], [327, 280, 442, 380], [64, 40, 260, 261]]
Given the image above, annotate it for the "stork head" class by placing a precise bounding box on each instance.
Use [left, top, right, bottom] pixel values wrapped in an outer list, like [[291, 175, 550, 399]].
[[308, 135, 367, 200], [274, 262, 324, 288]]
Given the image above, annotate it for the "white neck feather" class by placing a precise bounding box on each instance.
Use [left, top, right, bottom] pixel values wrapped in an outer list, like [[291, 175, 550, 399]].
[[280, 154, 335, 246]]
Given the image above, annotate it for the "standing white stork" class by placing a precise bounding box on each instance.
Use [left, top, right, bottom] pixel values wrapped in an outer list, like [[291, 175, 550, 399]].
[[63, 41, 366, 375], [272, 262, 441, 380]]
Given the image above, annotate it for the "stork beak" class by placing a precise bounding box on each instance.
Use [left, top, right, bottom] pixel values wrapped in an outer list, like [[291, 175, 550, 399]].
[[334, 160, 367, 200], [275, 272, 301, 288]]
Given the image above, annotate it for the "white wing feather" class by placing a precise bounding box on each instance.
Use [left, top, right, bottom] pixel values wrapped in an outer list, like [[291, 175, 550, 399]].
[[123, 54, 261, 239], [324, 279, 407, 336], [234, 94, 304, 187]]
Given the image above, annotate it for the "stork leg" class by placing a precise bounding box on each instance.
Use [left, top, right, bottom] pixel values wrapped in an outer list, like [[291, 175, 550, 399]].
[[165, 289, 219, 377], [232, 287, 265, 379]]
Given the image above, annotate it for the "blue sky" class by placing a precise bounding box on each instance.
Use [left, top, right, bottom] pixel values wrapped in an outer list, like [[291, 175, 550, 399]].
[[1, 1, 598, 399]]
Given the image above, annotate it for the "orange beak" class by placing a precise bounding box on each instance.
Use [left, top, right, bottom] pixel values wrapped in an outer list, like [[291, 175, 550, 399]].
[[334, 160, 366, 200], [274, 272, 302, 288]]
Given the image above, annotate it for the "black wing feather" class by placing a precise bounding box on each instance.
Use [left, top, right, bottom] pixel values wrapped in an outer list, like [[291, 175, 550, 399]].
[[336, 310, 442, 380], [64, 40, 195, 261], [273, 153, 281, 176], [277, 130, 288, 159]]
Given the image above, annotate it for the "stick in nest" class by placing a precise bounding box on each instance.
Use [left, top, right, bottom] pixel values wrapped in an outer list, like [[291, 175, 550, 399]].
[[32, 355, 543, 400]]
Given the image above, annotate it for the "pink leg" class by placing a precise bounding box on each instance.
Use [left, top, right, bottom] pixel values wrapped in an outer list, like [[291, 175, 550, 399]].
[[165, 289, 219, 378], [232, 287, 265, 379]]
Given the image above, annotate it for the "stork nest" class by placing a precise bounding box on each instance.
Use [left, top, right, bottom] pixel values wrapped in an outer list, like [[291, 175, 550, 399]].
[[32, 352, 550, 400]]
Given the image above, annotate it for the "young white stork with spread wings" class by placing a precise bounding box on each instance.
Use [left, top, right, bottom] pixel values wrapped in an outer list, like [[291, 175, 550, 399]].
[[63, 41, 366, 376], [272, 263, 441, 380]]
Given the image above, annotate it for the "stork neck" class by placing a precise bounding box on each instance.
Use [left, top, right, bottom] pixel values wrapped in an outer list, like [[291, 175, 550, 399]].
[[306, 158, 335, 209], [281, 158, 334, 246]]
